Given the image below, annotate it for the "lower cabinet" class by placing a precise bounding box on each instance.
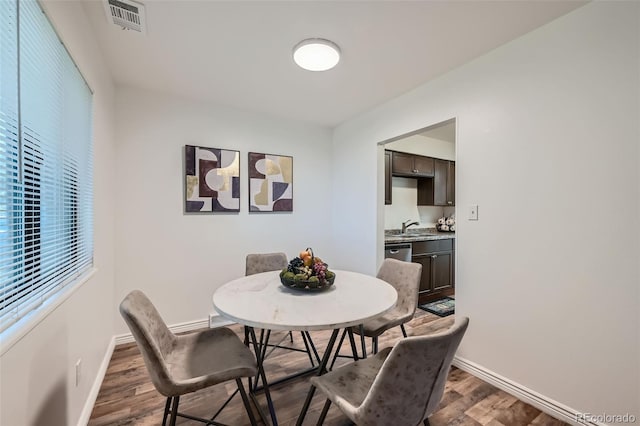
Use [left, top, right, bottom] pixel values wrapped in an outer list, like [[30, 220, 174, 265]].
[[411, 239, 455, 304]]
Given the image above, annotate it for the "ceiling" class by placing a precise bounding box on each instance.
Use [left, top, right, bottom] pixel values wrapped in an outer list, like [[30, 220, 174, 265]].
[[83, 1, 585, 127]]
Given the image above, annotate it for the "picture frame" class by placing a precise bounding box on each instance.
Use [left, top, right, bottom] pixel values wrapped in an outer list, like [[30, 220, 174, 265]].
[[185, 145, 240, 212], [248, 152, 293, 212]]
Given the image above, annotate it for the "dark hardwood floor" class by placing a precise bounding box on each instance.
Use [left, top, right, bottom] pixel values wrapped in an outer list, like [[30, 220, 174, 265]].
[[89, 311, 567, 425]]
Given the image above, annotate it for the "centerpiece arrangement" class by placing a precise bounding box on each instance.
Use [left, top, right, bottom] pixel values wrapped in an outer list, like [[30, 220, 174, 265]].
[[436, 214, 456, 232], [280, 248, 336, 291]]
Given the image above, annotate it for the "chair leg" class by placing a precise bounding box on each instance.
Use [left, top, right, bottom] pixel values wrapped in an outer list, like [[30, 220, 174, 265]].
[[372, 336, 378, 354], [401, 323, 408, 338], [317, 399, 332, 425], [162, 397, 172, 426], [237, 378, 258, 426], [289, 330, 294, 343], [169, 395, 179, 426], [359, 324, 367, 359]]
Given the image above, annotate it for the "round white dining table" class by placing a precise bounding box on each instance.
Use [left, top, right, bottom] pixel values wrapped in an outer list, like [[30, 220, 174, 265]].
[[212, 269, 398, 425], [213, 269, 398, 332]]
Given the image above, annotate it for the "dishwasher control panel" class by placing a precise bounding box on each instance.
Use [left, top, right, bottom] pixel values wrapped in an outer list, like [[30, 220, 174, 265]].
[[384, 243, 412, 262]]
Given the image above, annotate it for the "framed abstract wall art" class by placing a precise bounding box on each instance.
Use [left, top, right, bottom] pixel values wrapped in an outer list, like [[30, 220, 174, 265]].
[[185, 145, 240, 212], [248, 152, 293, 212]]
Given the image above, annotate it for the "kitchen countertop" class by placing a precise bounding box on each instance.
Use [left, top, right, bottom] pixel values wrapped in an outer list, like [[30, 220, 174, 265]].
[[385, 227, 455, 244]]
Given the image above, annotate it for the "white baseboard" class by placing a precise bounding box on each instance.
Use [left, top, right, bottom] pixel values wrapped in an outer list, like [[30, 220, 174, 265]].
[[77, 336, 115, 426], [453, 356, 602, 426], [114, 316, 234, 345]]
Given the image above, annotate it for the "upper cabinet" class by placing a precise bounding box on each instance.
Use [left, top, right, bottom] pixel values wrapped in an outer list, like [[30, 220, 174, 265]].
[[390, 151, 434, 177], [384, 150, 392, 205], [418, 159, 455, 206], [446, 161, 455, 206], [384, 150, 455, 207]]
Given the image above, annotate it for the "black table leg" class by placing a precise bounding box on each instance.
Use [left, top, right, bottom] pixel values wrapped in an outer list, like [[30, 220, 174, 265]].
[[328, 329, 348, 371], [300, 331, 316, 367], [346, 328, 360, 361], [248, 326, 278, 426], [296, 328, 340, 426], [303, 331, 322, 365]]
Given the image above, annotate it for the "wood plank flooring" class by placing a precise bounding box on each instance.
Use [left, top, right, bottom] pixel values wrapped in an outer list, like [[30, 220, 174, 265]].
[[89, 311, 567, 425]]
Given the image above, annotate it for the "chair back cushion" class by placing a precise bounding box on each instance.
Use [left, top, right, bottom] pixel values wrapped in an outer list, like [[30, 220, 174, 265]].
[[377, 258, 422, 318], [119, 290, 177, 396], [245, 252, 288, 276], [358, 316, 469, 425]]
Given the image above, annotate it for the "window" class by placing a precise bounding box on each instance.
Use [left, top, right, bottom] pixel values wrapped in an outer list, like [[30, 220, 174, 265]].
[[0, 0, 93, 332]]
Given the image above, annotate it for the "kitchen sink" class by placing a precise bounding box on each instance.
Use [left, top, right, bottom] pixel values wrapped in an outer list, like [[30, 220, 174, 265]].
[[394, 233, 436, 238]]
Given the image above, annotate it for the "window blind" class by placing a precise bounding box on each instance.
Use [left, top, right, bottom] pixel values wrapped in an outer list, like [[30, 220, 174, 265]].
[[0, 0, 93, 332]]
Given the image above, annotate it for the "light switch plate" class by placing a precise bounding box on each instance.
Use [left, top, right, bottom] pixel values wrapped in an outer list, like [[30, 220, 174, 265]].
[[469, 205, 478, 220]]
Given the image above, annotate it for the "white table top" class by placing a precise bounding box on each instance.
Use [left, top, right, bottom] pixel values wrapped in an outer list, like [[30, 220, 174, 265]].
[[213, 270, 398, 331]]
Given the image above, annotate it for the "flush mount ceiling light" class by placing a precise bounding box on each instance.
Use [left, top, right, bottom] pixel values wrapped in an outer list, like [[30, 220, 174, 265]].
[[293, 38, 341, 71]]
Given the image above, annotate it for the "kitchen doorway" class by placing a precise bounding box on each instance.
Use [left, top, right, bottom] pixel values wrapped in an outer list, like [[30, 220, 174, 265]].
[[380, 118, 456, 305]]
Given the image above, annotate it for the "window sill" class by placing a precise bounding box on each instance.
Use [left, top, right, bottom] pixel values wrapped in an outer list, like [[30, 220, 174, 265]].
[[0, 267, 98, 356]]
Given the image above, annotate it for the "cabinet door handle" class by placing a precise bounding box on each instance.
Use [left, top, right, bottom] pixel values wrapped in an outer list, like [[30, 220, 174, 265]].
[[389, 250, 399, 254], [413, 169, 418, 173], [447, 201, 453, 205], [431, 255, 437, 259]]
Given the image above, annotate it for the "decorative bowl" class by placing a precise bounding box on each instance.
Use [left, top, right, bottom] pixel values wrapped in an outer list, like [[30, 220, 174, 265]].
[[280, 247, 335, 291], [279, 272, 336, 291]]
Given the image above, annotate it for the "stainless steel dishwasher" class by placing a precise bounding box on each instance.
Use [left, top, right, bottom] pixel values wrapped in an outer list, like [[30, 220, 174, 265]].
[[384, 243, 412, 262]]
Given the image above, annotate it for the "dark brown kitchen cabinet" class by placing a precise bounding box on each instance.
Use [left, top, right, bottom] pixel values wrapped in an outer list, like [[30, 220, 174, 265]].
[[384, 150, 392, 205], [411, 239, 454, 304], [446, 161, 455, 206], [431, 252, 454, 292], [391, 151, 434, 177], [391, 152, 413, 175], [417, 159, 455, 206], [413, 155, 435, 176], [412, 256, 432, 293]]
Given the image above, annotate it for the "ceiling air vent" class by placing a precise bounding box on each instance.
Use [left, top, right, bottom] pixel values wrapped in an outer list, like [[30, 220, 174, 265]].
[[103, 0, 146, 34]]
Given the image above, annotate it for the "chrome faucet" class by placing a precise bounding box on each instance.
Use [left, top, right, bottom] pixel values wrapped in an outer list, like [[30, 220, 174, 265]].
[[401, 220, 419, 234]]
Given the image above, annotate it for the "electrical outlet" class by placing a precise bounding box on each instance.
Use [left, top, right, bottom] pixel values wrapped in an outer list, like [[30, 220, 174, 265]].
[[75, 359, 82, 387], [469, 205, 478, 221]]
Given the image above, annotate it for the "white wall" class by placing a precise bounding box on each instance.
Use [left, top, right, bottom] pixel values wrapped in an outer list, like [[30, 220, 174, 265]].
[[385, 133, 455, 160], [332, 2, 639, 423], [385, 134, 456, 229], [384, 177, 455, 230], [114, 87, 333, 333], [0, 2, 117, 425]]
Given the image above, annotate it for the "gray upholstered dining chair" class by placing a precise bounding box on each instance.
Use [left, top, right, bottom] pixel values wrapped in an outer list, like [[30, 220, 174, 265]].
[[354, 258, 422, 354], [312, 316, 469, 426], [245, 252, 289, 277], [119, 290, 258, 426]]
